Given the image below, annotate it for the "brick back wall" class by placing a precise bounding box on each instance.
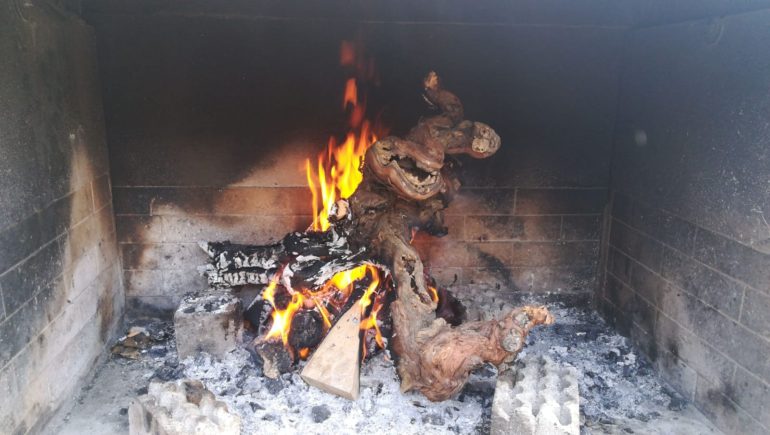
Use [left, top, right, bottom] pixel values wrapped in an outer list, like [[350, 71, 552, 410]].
[[601, 10, 770, 435], [0, 4, 123, 434], [115, 185, 606, 312], [114, 186, 313, 312], [414, 188, 604, 292]]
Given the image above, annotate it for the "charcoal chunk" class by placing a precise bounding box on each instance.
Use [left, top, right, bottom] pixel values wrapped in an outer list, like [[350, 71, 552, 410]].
[[311, 405, 331, 423]]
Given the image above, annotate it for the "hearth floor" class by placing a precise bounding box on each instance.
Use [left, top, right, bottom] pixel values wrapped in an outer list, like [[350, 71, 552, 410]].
[[43, 292, 720, 435]]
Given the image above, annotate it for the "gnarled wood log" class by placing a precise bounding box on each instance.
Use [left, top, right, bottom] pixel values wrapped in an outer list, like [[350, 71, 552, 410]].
[[353, 196, 552, 400], [201, 72, 552, 401]]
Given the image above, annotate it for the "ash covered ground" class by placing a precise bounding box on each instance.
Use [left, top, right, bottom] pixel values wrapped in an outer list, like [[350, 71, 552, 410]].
[[45, 289, 719, 435]]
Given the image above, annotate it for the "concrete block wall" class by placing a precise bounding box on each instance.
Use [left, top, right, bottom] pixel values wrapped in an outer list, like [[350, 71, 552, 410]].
[[599, 10, 770, 435], [600, 193, 770, 434], [90, 11, 622, 314], [0, 2, 123, 433]]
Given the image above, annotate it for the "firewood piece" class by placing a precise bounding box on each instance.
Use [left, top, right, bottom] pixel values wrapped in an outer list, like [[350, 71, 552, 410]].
[[300, 303, 362, 400], [255, 340, 293, 379], [199, 232, 369, 290]]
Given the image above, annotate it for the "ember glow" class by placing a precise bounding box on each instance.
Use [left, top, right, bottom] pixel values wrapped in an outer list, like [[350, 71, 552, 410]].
[[428, 285, 439, 303], [306, 41, 380, 231]]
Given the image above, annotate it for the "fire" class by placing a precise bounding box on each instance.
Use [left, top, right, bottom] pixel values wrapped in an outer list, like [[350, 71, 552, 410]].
[[343, 78, 357, 109], [261, 264, 386, 360], [261, 40, 389, 363], [262, 279, 306, 346], [357, 266, 386, 360], [428, 285, 439, 303], [306, 41, 380, 231]]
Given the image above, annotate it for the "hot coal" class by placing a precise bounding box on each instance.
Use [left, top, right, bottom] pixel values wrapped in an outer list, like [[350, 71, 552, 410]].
[[288, 310, 324, 350], [311, 405, 331, 423]]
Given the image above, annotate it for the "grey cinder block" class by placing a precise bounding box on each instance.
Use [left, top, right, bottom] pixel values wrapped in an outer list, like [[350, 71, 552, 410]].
[[174, 291, 243, 359]]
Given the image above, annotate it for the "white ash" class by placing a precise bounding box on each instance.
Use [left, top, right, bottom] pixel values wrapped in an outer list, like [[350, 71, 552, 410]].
[[451, 285, 709, 433], [65, 285, 718, 435], [180, 350, 488, 435], [295, 255, 321, 262], [521, 302, 677, 431], [178, 291, 239, 314]]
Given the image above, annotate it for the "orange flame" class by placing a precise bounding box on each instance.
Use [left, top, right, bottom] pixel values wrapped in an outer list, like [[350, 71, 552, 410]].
[[306, 41, 379, 231], [428, 285, 439, 303], [343, 78, 357, 109], [262, 264, 386, 360], [262, 278, 306, 346], [262, 41, 391, 362]]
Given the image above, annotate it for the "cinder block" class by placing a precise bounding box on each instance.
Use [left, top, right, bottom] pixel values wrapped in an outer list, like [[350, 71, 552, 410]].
[[115, 215, 164, 243], [446, 188, 516, 216], [660, 248, 743, 319], [129, 379, 241, 435], [491, 355, 579, 435], [741, 287, 770, 339], [174, 291, 243, 359]]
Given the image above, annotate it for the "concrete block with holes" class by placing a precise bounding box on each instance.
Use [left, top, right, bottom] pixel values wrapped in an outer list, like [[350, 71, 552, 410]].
[[174, 291, 243, 359], [491, 354, 579, 435]]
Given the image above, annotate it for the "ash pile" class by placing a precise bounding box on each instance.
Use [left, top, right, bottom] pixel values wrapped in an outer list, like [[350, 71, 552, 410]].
[[106, 285, 717, 435], [112, 288, 496, 435]]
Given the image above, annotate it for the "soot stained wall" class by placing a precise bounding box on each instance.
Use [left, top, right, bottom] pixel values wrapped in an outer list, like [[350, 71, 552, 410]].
[[91, 13, 621, 313], [0, 1, 123, 433], [600, 10, 770, 435]]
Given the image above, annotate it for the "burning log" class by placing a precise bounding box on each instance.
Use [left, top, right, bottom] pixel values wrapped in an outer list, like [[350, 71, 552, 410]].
[[201, 72, 553, 401]]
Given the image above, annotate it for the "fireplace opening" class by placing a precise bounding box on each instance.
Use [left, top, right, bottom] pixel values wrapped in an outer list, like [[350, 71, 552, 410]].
[[1, 1, 769, 434]]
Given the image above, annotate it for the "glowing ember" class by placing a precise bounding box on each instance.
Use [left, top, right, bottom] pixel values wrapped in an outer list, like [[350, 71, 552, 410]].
[[428, 285, 439, 303]]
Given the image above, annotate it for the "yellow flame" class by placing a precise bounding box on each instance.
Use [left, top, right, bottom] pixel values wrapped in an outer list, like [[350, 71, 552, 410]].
[[261, 264, 387, 360], [306, 42, 379, 232], [261, 278, 305, 346]]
